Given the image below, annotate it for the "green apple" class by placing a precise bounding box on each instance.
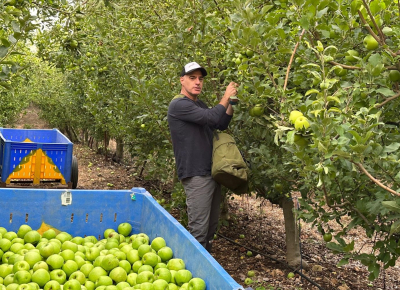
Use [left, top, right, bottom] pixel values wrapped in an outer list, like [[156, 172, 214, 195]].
[[287, 272, 295, 279], [289, 110, 303, 124], [13, 270, 32, 284], [49, 242, 61, 254], [4, 232, 17, 241], [166, 259, 185, 271], [27, 282, 39, 290], [13, 261, 30, 273], [62, 241, 78, 253], [126, 250, 140, 264], [152, 279, 168, 290], [142, 252, 158, 268], [174, 270, 192, 286], [23, 244, 35, 251], [126, 273, 137, 286], [4, 274, 15, 286], [6, 283, 18, 290], [389, 70, 400, 82], [105, 240, 119, 250], [154, 263, 167, 272], [83, 236, 98, 244], [23, 232, 41, 246], [49, 270, 66, 285], [84, 280, 95, 290], [69, 271, 86, 284], [11, 238, 25, 245], [88, 266, 107, 282], [363, 35, 379, 50], [118, 260, 131, 274], [80, 263, 94, 278], [104, 286, 117, 290], [39, 243, 56, 259], [0, 264, 13, 278], [46, 254, 64, 270], [32, 261, 49, 273], [23, 251, 42, 268], [119, 244, 133, 255], [95, 276, 113, 287], [244, 277, 253, 285], [132, 261, 143, 273], [103, 229, 115, 239], [93, 256, 104, 268], [43, 280, 61, 290], [154, 268, 171, 283], [55, 233, 71, 244], [111, 250, 126, 261], [63, 279, 81, 290], [70, 237, 84, 245], [131, 238, 147, 250], [247, 270, 255, 277], [294, 116, 310, 131], [109, 267, 127, 284], [188, 277, 206, 290], [345, 49, 359, 63], [62, 260, 78, 277], [3, 252, 15, 264], [116, 282, 130, 290], [17, 226, 32, 239], [15, 284, 31, 290], [60, 249, 75, 261], [16, 249, 28, 256], [138, 245, 152, 258], [74, 255, 86, 269], [42, 230, 57, 241], [85, 247, 100, 262], [8, 254, 24, 265], [138, 265, 153, 274], [167, 283, 179, 290], [0, 239, 12, 251], [31, 269, 50, 288], [100, 254, 119, 271], [334, 67, 347, 77], [150, 238, 166, 252], [179, 283, 189, 290], [136, 271, 154, 284], [117, 223, 132, 237]]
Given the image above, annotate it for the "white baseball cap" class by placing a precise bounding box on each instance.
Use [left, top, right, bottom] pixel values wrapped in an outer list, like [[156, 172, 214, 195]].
[[180, 62, 207, 77]]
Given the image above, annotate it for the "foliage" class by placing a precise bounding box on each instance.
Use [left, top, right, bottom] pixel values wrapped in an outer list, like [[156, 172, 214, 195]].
[[5, 0, 400, 280]]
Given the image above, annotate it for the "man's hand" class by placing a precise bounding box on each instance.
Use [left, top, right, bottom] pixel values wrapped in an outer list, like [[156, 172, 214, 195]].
[[220, 82, 239, 108]]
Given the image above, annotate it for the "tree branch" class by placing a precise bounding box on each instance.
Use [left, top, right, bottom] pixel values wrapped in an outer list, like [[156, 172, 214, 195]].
[[353, 162, 400, 197], [284, 29, 306, 91], [374, 91, 400, 108], [361, 0, 385, 42], [329, 61, 362, 70], [357, 10, 382, 44]]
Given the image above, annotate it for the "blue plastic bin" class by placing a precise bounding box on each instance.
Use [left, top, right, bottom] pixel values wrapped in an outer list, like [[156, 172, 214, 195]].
[[0, 187, 244, 290], [0, 128, 73, 186]]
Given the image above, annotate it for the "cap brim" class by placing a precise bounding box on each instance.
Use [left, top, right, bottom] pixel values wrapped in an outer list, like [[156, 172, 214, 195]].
[[181, 67, 207, 77]]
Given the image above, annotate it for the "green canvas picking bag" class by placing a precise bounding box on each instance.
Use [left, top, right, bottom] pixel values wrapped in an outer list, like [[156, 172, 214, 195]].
[[212, 132, 249, 194]]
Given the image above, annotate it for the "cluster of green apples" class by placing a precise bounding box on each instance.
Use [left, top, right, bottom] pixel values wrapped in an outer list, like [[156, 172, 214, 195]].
[[0, 223, 206, 290]]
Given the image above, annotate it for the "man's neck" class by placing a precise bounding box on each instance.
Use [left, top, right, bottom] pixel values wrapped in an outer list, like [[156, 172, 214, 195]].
[[181, 90, 198, 101]]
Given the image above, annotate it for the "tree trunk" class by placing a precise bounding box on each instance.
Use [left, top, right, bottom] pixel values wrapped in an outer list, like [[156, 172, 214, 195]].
[[280, 197, 309, 270], [115, 137, 124, 163]]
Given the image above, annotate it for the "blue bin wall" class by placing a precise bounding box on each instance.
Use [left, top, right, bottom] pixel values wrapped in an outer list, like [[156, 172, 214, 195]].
[[0, 128, 73, 183], [0, 187, 244, 290]]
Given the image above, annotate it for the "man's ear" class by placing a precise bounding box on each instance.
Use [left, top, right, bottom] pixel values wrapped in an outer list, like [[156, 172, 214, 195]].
[[180, 76, 185, 84]]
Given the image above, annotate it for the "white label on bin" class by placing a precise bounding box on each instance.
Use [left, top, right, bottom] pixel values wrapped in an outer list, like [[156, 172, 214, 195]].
[[61, 191, 72, 205]]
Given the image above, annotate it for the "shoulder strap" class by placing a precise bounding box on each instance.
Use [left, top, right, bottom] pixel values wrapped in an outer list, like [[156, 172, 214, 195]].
[[172, 94, 185, 100]]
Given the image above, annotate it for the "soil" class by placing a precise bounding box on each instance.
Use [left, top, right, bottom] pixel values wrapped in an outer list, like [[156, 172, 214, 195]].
[[12, 105, 400, 290]]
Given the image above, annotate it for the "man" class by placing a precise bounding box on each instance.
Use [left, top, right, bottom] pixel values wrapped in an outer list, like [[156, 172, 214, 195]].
[[167, 61, 238, 252]]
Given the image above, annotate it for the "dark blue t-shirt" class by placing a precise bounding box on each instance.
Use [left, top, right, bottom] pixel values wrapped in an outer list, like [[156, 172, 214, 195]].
[[167, 96, 232, 180]]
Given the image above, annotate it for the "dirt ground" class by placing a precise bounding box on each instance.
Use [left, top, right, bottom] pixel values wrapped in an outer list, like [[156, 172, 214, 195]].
[[12, 105, 400, 290]]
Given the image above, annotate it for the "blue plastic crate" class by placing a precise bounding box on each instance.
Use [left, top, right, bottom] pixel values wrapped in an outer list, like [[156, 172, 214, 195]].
[[0, 128, 73, 185], [0, 187, 244, 290]]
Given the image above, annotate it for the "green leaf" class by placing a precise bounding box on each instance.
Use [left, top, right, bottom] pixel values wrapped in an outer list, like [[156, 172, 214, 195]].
[[0, 46, 8, 58], [326, 242, 344, 253], [348, 130, 363, 144], [368, 53, 382, 66], [316, 7, 329, 18], [337, 258, 349, 267], [376, 88, 395, 97], [381, 201, 400, 213], [305, 89, 319, 96], [389, 220, 400, 236], [383, 142, 400, 153]]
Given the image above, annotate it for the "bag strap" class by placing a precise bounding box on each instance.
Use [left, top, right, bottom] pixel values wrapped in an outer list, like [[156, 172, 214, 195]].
[[172, 94, 185, 100], [213, 131, 219, 141]]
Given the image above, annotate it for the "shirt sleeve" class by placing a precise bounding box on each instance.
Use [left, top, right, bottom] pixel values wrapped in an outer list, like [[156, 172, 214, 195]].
[[169, 98, 228, 128]]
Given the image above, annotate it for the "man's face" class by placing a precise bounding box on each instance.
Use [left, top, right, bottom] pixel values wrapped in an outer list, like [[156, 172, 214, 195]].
[[180, 70, 204, 98]]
